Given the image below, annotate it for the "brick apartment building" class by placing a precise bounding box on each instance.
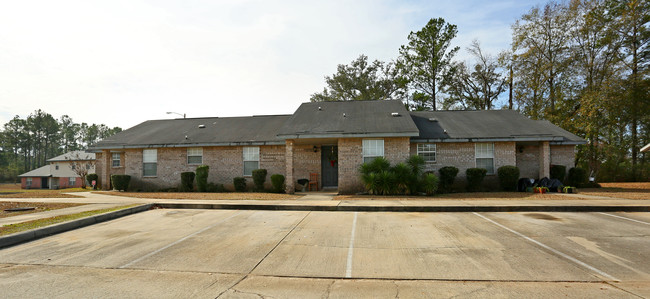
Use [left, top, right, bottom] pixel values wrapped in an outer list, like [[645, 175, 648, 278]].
[[89, 101, 585, 194], [18, 151, 96, 189]]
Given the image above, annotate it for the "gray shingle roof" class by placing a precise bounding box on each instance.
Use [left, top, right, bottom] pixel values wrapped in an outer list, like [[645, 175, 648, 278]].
[[47, 151, 95, 162], [277, 100, 420, 138], [18, 165, 51, 177], [90, 115, 291, 150], [410, 110, 585, 144]]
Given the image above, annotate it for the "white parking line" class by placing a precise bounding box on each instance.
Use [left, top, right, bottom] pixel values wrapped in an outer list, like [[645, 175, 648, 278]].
[[473, 212, 619, 281], [119, 211, 241, 269], [598, 212, 650, 225], [345, 212, 358, 278]]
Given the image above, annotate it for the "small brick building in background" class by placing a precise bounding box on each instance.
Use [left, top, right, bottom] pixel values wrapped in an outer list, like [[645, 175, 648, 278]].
[[89, 101, 585, 194], [18, 151, 95, 189]]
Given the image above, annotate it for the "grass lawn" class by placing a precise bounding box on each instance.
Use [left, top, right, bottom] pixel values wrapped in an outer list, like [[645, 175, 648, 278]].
[[0, 202, 86, 218], [580, 182, 650, 200], [0, 183, 88, 198], [98, 191, 301, 200], [0, 204, 138, 236]]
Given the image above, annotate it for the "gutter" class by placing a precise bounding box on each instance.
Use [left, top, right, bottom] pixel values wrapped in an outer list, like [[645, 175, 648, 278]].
[[88, 141, 286, 151]]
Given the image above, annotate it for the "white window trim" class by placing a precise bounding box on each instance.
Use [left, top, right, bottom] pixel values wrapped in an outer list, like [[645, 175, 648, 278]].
[[243, 146, 260, 176], [26, 178, 32, 187], [362, 139, 384, 163], [475, 143, 495, 174], [417, 143, 437, 163], [69, 177, 76, 186], [112, 153, 121, 167], [187, 147, 203, 165], [143, 149, 158, 177]]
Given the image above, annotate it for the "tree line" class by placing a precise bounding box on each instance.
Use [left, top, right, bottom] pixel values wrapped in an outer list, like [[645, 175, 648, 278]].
[[311, 0, 649, 182], [0, 109, 122, 182]]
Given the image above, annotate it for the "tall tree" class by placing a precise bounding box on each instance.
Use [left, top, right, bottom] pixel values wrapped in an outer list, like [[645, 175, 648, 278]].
[[310, 55, 406, 102], [398, 18, 459, 111]]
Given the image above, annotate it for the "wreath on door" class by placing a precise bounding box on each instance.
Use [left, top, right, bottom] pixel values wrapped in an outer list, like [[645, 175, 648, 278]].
[[328, 147, 338, 167]]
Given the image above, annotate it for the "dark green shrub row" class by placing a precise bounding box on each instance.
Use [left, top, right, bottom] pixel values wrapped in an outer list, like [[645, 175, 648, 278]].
[[196, 165, 209, 192], [438, 166, 458, 193], [180, 172, 195, 192], [233, 177, 246, 192], [465, 168, 487, 192], [271, 174, 285, 193], [252, 169, 267, 191], [86, 173, 99, 189], [111, 175, 131, 191], [550, 165, 566, 182], [497, 165, 520, 191], [567, 167, 588, 187], [359, 156, 438, 195]]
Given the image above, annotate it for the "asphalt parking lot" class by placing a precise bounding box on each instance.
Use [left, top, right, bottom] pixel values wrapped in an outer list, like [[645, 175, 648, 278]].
[[0, 209, 649, 298]]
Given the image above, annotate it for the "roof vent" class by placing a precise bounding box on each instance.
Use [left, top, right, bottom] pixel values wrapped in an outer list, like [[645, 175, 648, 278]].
[[428, 118, 438, 122], [318, 106, 322, 111], [391, 112, 400, 117], [343, 113, 346, 118], [443, 129, 448, 134], [198, 124, 206, 128]]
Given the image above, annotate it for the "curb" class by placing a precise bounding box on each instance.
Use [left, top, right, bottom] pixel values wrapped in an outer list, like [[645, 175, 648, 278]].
[[154, 203, 650, 213], [0, 204, 153, 249]]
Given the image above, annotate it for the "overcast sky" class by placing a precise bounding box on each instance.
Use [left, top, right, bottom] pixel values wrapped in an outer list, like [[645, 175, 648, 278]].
[[0, 0, 542, 130]]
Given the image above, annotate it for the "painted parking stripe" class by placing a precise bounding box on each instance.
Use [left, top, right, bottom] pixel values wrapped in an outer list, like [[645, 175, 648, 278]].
[[473, 212, 619, 281], [345, 212, 358, 278], [119, 211, 242, 269], [598, 212, 650, 225]]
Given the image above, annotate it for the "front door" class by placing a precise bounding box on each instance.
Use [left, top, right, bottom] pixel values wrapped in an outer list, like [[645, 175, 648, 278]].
[[321, 146, 338, 187], [41, 177, 49, 189]]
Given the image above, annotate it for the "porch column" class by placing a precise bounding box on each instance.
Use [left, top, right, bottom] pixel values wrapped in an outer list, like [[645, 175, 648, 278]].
[[100, 150, 111, 190], [539, 141, 550, 179], [285, 139, 295, 194]]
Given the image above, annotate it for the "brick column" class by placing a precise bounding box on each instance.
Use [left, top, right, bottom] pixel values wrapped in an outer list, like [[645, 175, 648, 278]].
[[285, 140, 295, 194], [539, 141, 550, 179], [100, 150, 111, 190]]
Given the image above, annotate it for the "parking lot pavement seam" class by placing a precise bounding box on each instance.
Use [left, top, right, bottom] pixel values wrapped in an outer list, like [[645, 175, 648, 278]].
[[598, 212, 650, 225], [603, 281, 646, 299], [216, 211, 312, 299], [245, 273, 614, 283], [118, 211, 244, 269], [472, 212, 620, 282]]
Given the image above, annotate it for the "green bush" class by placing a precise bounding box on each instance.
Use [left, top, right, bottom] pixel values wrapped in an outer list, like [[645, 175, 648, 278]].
[[233, 177, 247, 192], [252, 169, 267, 191], [407, 155, 425, 176], [111, 175, 131, 191], [206, 182, 225, 192], [270, 174, 285, 193], [438, 166, 459, 193], [180, 172, 195, 192], [392, 163, 415, 195], [359, 157, 391, 175], [567, 167, 588, 187], [375, 171, 396, 195], [196, 165, 209, 192], [86, 173, 99, 189], [466, 168, 487, 192], [497, 166, 520, 191], [550, 165, 567, 182], [421, 172, 439, 196]]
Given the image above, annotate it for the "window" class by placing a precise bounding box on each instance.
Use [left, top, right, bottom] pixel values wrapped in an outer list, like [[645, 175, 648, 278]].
[[71, 164, 76, 170], [69, 177, 76, 186], [143, 149, 157, 177], [112, 153, 121, 167], [475, 143, 495, 174], [187, 147, 203, 164], [26, 178, 32, 187], [86, 164, 91, 170], [417, 143, 436, 163], [362, 139, 384, 163], [243, 147, 259, 176], [55, 165, 59, 170]]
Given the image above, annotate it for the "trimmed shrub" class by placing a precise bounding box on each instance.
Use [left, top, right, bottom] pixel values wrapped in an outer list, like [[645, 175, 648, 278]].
[[497, 166, 520, 191], [271, 174, 285, 193], [421, 172, 439, 196], [86, 173, 99, 189], [233, 177, 247, 192], [567, 167, 588, 187], [438, 166, 459, 193], [180, 172, 195, 192], [466, 168, 487, 192], [252, 169, 268, 191], [550, 165, 567, 182], [196, 165, 209, 192], [111, 175, 131, 191]]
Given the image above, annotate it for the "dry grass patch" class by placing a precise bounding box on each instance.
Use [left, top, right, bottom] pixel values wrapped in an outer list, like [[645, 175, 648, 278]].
[[335, 192, 575, 201], [0, 202, 86, 218], [0, 183, 88, 198], [99, 191, 300, 200], [579, 182, 650, 200]]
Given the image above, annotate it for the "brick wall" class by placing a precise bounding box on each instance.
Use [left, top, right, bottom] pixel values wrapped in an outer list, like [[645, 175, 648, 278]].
[[516, 145, 540, 178], [551, 145, 575, 171], [409, 142, 516, 178]]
